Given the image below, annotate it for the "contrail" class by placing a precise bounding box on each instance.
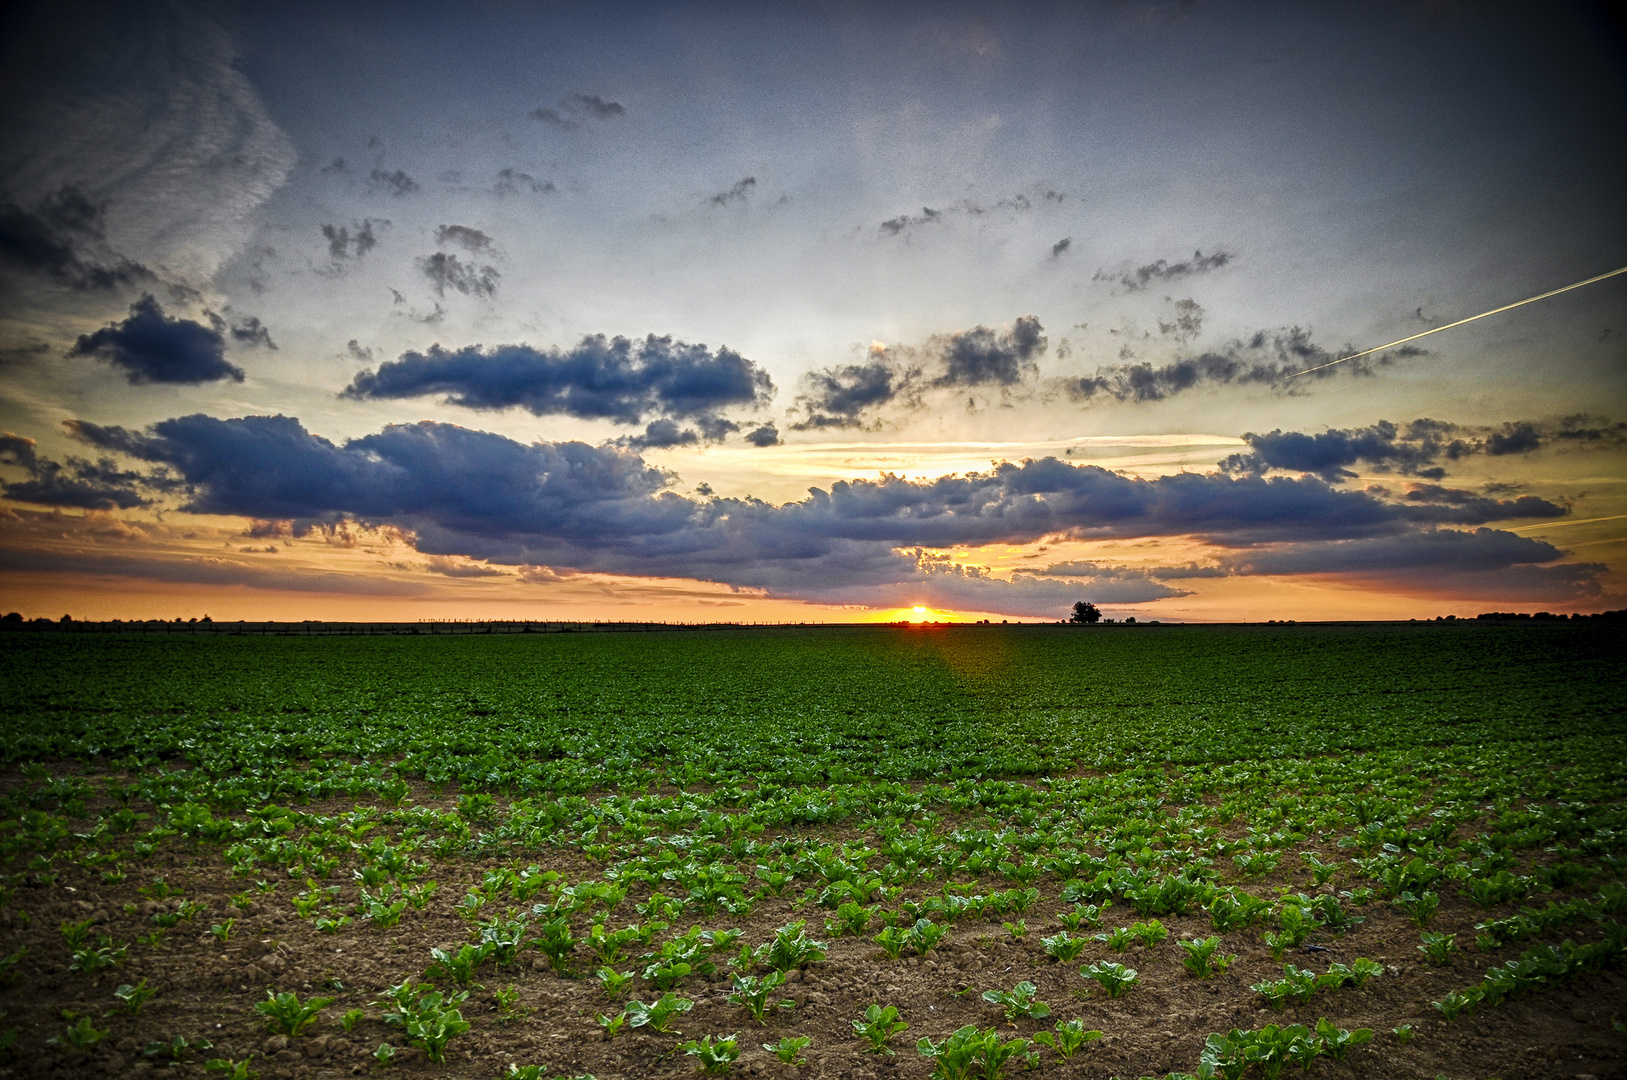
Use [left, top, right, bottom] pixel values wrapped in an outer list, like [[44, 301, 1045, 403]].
[[1284, 264, 1627, 380]]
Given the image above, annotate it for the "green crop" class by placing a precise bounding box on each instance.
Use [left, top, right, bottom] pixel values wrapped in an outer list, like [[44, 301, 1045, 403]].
[[594, 967, 635, 998], [1393, 890, 1441, 927], [110, 979, 157, 1015], [426, 943, 493, 984], [725, 971, 794, 1024], [144, 1035, 213, 1061], [203, 1057, 256, 1079], [917, 1025, 1031, 1080], [1094, 926, 1134, 952], [398, 991, 470, 1063], [981, 981, 1050, 1022], [1080, 961, 1138, 997], [1418, 931, 1458, 965], [753, 920, 828, 971], [1031, 1018, 1102, 1060], [49, 1015, 107, 1050], [1178, 935, 1236, 977], [678, 1032, 740, 1074], [1041, 930, 1087, 961], [763, 1035, 811, 1065], [852, 1004, 908, 1054], [624, 992, 693, 1033], [254, 990, 333, 1036]]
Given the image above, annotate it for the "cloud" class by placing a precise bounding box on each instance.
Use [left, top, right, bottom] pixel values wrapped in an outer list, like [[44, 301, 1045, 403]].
[[422, 554, 505, 578], [530, 93, 626, 129], [0, 4, 296, 282], [341, 335, 775, 432], [0, 432, 152, 510], [227, 315, 275, 349], [435, 225, 493, 252], [1050, 237, 1071, 258], [321, 219, 385, 260], [791, 355, 917, 430], [1011, 559, 1193, 602], [1157, 298, 1203, 342], [58, 412, 1592, 615], [369, 169, 419, 197], [744, 423, 781, 447], [1219, 416, 1627, 481], [418, 252, 499, 298], [67, 295, 245, 384], [880, 206, 944, 236], [711, 177, 757, 206], [1095, 249, 1232, 291], [0, 186, 153, 290], [0, 545, 428, 596], [933, 315, 1046, 387], [493, 168, 554, 196], [1063, 328, 1423, 404], [345, 340, 373, 362], [878, 192, 1053, 238], [617, 419, 702, 450]]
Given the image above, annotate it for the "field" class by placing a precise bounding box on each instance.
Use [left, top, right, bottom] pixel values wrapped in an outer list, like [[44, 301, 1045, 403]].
[[1, 621, 1624, 1080]]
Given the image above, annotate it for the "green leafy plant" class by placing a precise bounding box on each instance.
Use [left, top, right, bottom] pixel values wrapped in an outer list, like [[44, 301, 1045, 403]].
[[595, 966, 635, 998], [1031, 1018, 1102, 1060], [754, 921, 828, 972], [209, 919, 235, 944], [1095, 925, 1135, 952], [339, 1008, 364, 1032], [726, 971, 794, 1024], [1393, 1024, 1414, 1043], [1315, 1018, 1373, 1060], [69, 938, 126, 972], [204, 1057, 258, 1080], [1080, 961, 1138, 997], [110, 979, 157, 1015], [373, 1043, 396, 1066], [145, 1035, 213, 1062], [853, 1003, 908, 1054], [427, 942, 492, 984], [981, 981, 1050, 1022], [905, 917, 948, 955], [764, 1035, 811, 1065], [1002, 919, 1027, 939], [873, 924, 908, 959], [1130, 919, 1169, 946], [624, 992, 693, 1033], [397, 990, 471, 1063], [49, 1015, 107, 1050], [1393, 890, 1441, 928], [1040, 930, 1087, 962], [679, 1032, 741, 1074], [1178, 935, 1236, 977], [254, 990, 334, 1037], [917, 1025, 1031, 1080], [1418, 931, 1457, 965], [596, 1010, 627, 1037]]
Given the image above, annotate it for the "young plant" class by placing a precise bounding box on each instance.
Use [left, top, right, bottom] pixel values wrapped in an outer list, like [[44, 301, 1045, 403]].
[[1002, 919, 1027, 940], [491, 985, 527, 1024], [209, 919, 235, 944], [755, 921, 828, 972], [624, 992, 693, 1033], [916, 1025, 1031, 1079], [1315, 1018, 1373, 1060], [873, 925, 908, 959], [679, 1032, 741, 1075], [596, 1010, 627, 1038], [401, 992, 470, 1063], [1080, 961, 1138, 998], [726, 971, 794, 1024], [1095, 926, 1135, 952], [764, 1035, 812, 1065], [426, 943, 492, 985], [1178, 935, 1236, 977], [1418, 931, 1458, 965], [144, 1035, 213, 1062], [1392, 1024, 1414, 1043], [1031, 1018, 1103, 1060], [203, 1058, 257, 1080], [595, 967, 636, 998], [1130, 919, 1169, 946], [1393, 890, 1441, 928], [110, 980, 157, 1015], [853, 1004, 908, 1054], [254, 991, 334, 1036], [49, 1015, 107, 1050], [981, 981, 1050, 1022], [339, 1008, 365, 1032], [905, 917, 948, 955], [1041, 930, 1087, 962], [70, 939, 127, 973], [530, 915, 578, 973]]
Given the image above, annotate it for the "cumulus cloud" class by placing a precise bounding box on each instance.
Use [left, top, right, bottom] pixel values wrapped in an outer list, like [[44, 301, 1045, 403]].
[[1063, 328, 1423, 403], [435, 225, 493, 252], [321, 219, 385, 260], [341, 335, 775, 432], [418, 252, 499, 298], [368, 168, 418, 197], [0, 185, 152, 290], [1095, 249, 1232, 291], [0, 432, 154, 510], [493, 168, 554, 196], [530, 93, 626, 129], [1219, 416, 1627, 481], [934, 315, 1046, 387], [53, 411, 1595, 615], [68, 295, 245, 384], [1050, 237, 1071, 258], [792, 357, 916, 430], [711, 177, 756, 206], [744, 423, 781, 447]]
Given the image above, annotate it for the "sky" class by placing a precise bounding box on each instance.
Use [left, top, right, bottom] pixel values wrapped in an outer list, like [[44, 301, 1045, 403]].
[[1, 0, 1624, 623]]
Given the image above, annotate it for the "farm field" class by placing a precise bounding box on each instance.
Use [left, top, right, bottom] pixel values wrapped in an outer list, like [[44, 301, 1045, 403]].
[[0, 621, 1624, 1080]]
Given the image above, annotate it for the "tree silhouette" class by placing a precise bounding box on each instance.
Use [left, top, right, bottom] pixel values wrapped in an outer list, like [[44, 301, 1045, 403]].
[[1069, 601, 1101, 624]]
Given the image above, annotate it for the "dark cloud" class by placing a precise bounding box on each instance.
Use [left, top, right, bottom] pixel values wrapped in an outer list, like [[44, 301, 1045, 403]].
[[0, 185, 152, 290], [345, 340, 374, 362], [711, 177, 757, 206], [222, 314, 275, 350], [530, 93, 626, 129], [1096, 248, 1232, 291], [369, 169, 419, 197], [791, 359, 915, 430], [341, 335, 774, 430], [418, 253, 499, 298], [321, 158, 347, 174], [1064, 328, 1423, 404], [493, 168, 555, 196], [934, 315, 1046, 387], [1157, 298, 1203, 342], [744, 423, 781, 448], [1011, 559, 1193, 602], [880, 207, 944, 236], [68, 296, 245, 385], [618, 419, 701, 450], [0, 545, 428, 596], [435, 225, 493, 252], [1220, 415, 1626, 481], [1050, 237, 1071, 258], [321, 219, 385, 260], [0, 432, 153, 510], [880, 192, 1059, 238]]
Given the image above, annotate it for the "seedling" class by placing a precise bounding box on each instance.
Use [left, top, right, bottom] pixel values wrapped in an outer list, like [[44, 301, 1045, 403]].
[[726, 971, 795, 1024], [917, 1025, 1031, 1078], [1031, 1018, 1102, 1060], [59, 919, 94, 949], [625, 992, 693, 1033], [70, 939, 126, 972], [1418, 931, 1457, 965], [597, 1010, 627, 1037], [1178, 936, 1236, 977], [905, 917, 948, 955], [981, 981, 1050, 1022], [144, 1035, 213, 1062], [1393, 890, 1440, 928], [873, 925, 908, 959], [203, 1058, 257, 1080], [1080, 961, 1138, 997], [373, 1043, 396, 1066], [1095, 926, 1134, 952], [1315, 1018, 1373, 1060], [679, 1032, 741, 1074], [1040, 930, 1087, 962], [426, 943, 492, 984], [1392, 1024, 1414, 1043], [1130, 919, 1168, 946], [491, 985, 527, 1024], [210, 919, 235, 944], [595, 967, 636, 998], [339, 1008, 364, 1032], [531, 915, 578, 972], [49, 1015, 107, 1050], [853, 1004, 908, 1054], [754, 921, 828, 972], [1002, 919, 1027, 940], [764, 1035, 812, 1065], [111, 980, 157, 1015], [254, 990, 333, 1036]]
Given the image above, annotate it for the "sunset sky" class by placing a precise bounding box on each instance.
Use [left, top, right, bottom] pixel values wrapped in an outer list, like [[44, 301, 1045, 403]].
[[1, 0, 1624, 623]]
